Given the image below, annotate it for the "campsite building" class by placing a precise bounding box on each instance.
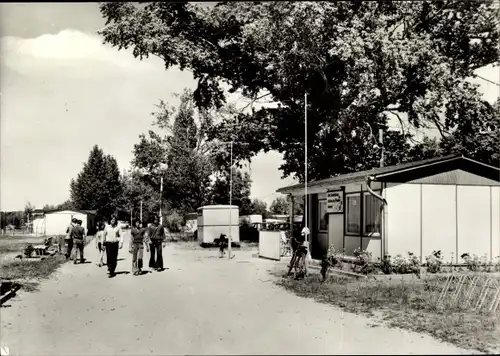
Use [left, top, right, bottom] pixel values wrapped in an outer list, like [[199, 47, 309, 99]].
[[33, 209, 97, 236], [276, 155, 500, 263]]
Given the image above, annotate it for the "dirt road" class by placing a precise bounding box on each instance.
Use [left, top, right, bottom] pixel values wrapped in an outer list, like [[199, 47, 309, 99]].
[[1, 233, 477, 355]]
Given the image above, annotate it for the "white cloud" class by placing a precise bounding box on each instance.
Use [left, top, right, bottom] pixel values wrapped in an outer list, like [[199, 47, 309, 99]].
[[0, 29, 160, 75], [0, 30, 294, 211]]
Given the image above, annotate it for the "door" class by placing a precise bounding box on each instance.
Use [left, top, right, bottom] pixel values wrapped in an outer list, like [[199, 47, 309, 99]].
[[312, 199, 329, 259]]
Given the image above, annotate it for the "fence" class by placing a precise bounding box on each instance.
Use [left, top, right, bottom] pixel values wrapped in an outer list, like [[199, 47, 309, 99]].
[[426, 272, 500, 314]]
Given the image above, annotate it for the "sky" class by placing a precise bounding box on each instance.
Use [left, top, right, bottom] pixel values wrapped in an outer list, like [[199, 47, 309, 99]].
[[0, 3, 498, 212]]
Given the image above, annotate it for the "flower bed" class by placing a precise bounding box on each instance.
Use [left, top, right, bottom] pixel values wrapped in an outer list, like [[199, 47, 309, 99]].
[[320, 245, 500, 280]]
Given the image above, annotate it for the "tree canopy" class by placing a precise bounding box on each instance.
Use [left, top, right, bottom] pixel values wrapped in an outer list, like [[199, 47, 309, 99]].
[[70, 145, 123, 220], [99, 1, 500, 181]]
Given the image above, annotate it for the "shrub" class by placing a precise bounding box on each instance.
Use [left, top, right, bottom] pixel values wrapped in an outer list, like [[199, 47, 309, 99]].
[[461, 253, 481, 272], [164, 211, 183, 233], [240, 224, 259, 242], [379, 255, 393, 274], [494, 256, 500, 272], [392, 252, 420, 275], [353, 248, 372, 265], [24, 244, 34, 258], [425, 250, 443, 273], [320, 245, 343, 282]]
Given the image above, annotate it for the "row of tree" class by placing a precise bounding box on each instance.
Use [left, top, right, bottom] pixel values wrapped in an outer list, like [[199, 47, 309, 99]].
[[62, 89, 304, 224]]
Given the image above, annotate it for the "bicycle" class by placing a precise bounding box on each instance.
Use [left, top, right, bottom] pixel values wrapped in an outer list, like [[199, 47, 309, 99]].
[[287, 242, 308, 280]]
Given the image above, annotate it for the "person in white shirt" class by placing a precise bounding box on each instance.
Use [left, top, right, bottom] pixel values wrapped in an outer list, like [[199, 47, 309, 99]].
[[103, 215, 123, 278]]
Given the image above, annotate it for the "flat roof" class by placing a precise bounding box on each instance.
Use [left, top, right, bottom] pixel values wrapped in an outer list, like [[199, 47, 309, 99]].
[[277, 155, 500, 195]]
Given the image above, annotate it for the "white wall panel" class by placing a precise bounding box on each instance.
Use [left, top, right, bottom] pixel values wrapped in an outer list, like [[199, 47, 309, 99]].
[[386, 184, 421, 260], [457, 186, 491, 260], [492, 187, 500, 260], [422, 185, 456, 262]]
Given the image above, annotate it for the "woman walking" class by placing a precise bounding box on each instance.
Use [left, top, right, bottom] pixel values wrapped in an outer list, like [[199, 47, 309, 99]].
[[147, 216, 166, 271], [103, 215, 123, 278], [129, 219, 148, 275], [95, 222, 106, 267]]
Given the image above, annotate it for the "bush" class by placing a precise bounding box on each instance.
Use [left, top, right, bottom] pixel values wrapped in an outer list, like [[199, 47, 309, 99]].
[[353, 247, 372, 265], [240, 224, 259, 242], [320, 245, 343, 281], [392, 252, 420, 275], [164, 211, 183, 233], [425, 250, 443, 273], [24, 244, 34, 258], [379, 255, 393, 274]]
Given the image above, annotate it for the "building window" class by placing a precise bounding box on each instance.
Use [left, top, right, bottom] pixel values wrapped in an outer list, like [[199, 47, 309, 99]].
[[346, 194, 361, 234], [318, 200, 328, 231], [364, 193, 382, 235]]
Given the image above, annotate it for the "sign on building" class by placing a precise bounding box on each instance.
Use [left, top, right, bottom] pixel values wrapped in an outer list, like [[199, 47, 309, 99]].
[[326, 191, 343, 213]]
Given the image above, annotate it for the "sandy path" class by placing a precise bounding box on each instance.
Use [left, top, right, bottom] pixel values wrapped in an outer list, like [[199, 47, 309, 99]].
[[0, 232, 477, 355]]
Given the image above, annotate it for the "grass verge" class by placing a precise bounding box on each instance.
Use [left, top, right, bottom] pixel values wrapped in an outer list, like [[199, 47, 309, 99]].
[[271, 269, 500, 354], [0, 235, 94, 293]]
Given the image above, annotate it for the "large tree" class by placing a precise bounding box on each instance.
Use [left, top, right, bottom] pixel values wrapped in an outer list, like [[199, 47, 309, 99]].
[[249, 198, 269, 219], [70, 145, 123, 220], [99, 1, 499, 181], [163, 90, 213, 213], [119, 169, 160, 223], [131, 89, 218, 215], [210, 169, 252, 215]]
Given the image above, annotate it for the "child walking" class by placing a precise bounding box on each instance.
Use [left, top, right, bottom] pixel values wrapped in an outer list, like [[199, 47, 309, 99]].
[[95, 222, 106, 267]]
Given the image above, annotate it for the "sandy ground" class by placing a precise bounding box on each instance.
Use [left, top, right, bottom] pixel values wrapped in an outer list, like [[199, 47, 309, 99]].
[[0, 232, 478, 355]]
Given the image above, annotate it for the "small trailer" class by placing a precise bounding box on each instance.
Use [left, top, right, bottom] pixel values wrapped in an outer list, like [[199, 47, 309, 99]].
[[197, 205, 240, 247]]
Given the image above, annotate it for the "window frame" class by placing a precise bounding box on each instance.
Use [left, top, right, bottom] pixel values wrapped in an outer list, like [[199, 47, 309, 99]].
[[362, 191, 383, 237], [345, 193, 361, 235], [317, 199, 329, 232]]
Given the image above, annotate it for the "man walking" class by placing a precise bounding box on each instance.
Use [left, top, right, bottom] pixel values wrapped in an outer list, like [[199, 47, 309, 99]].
[[71, 219, 86, 264], [147, 216, 166, 271], [104, 215, 123, 278], [65, 218, 76, 260]]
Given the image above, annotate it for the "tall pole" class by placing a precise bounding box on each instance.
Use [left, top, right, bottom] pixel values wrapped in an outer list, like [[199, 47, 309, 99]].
[[140, 200, 143, 222], [379, 128, 384, 168], [228, 141, 233, 260], [159, 176, 163, 225], [130, 206, 133, 226], [304, 93, 308, 246]]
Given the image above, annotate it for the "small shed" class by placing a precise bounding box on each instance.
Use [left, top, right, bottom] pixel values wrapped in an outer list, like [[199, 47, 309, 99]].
[[197, 205, 239, 245], [43, 209, 97, 236], [276, 155, 500, 263]]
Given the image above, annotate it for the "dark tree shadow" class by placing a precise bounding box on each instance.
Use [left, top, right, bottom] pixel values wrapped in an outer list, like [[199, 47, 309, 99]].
[[114, 271, 130, 275], [139, 270, 152, 275]]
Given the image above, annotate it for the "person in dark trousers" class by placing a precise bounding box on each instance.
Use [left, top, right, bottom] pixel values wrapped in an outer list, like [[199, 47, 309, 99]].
[[65, 218, 77, 260], [129, 219, 148, 275], [95, 222, 106, 267], [72, 219, 86, 264], [147, 216, 166, 271], [104, 215, 123, 278]]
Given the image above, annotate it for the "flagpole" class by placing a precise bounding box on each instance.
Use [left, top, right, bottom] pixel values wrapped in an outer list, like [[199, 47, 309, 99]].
[[304, 93, 310, 274], [304, 93, 308, 238]]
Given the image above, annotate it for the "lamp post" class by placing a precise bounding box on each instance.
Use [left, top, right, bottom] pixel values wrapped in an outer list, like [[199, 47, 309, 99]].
[[157, 163, 167, 226]]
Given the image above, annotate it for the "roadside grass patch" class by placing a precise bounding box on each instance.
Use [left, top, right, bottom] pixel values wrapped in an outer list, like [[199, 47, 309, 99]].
[[0, 235, 95, 293], [271, 270, 500, 354]]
